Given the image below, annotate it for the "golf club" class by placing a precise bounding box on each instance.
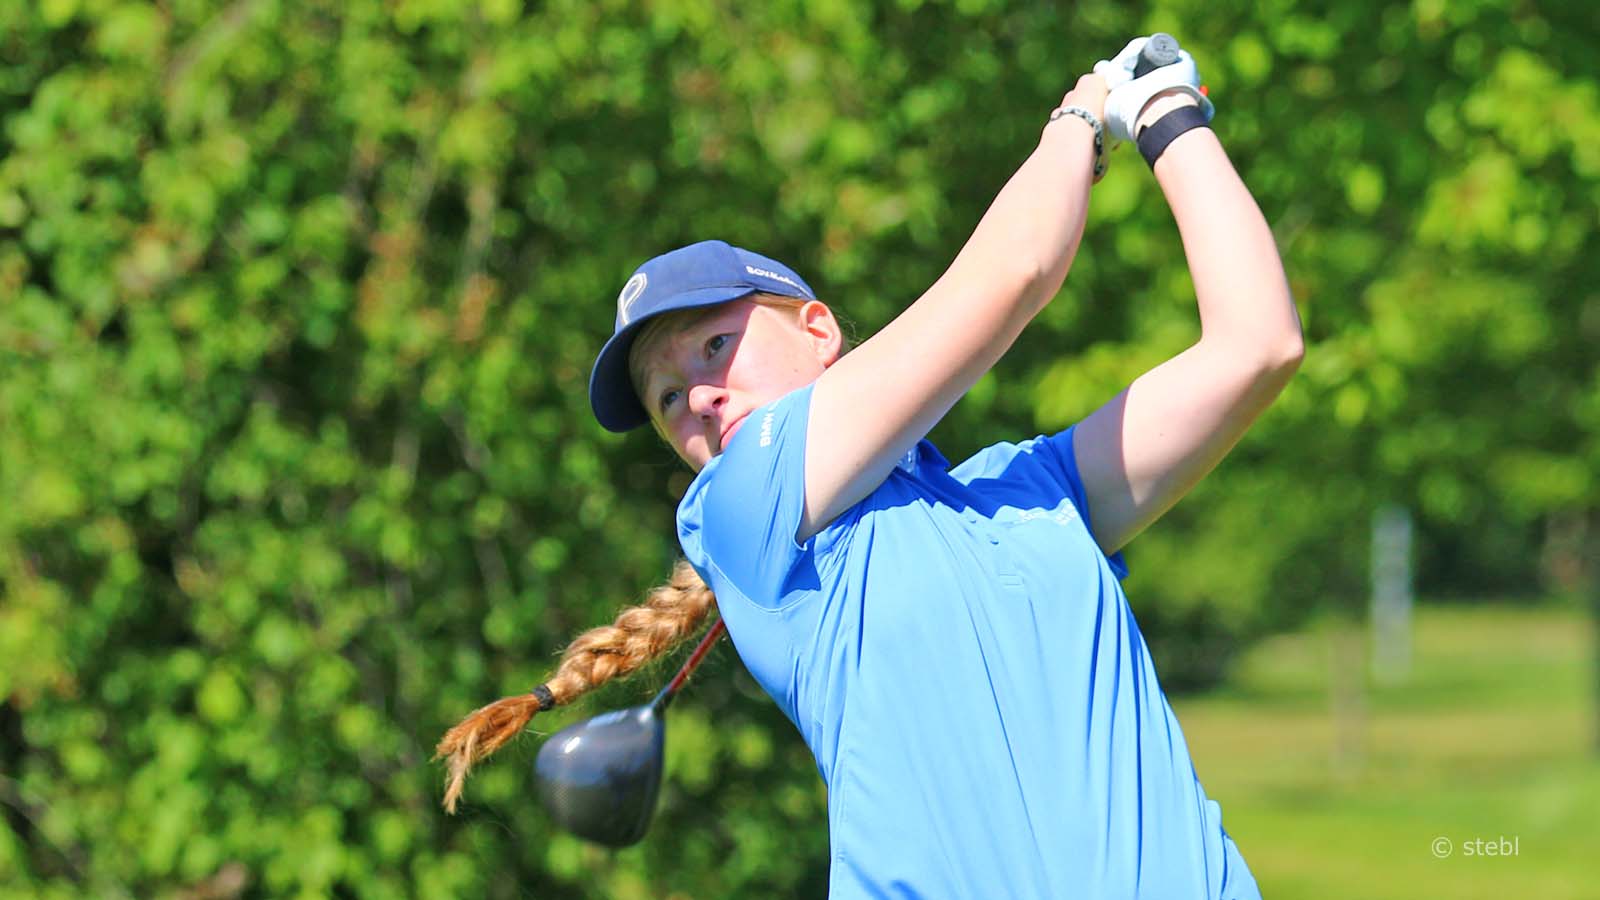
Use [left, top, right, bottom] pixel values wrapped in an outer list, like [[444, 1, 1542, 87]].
[[1134, 32, 1182, 77], [533, 618, 727, 847]]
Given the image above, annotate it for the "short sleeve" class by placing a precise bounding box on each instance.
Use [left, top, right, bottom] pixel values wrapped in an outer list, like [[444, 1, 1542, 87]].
[[952, 425, 1129, 581], [676, 383, 814, 608], [1032, 426, 1129, 580]]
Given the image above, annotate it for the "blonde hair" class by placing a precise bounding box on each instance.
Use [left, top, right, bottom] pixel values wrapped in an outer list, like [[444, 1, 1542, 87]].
[[435, 559, 717, 812]]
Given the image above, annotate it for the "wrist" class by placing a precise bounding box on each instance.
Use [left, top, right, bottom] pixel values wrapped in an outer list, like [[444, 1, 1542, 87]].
[[1135, 105, 1211, 169], [1045, 105, 1106, 180], [1134, 89, 1200, 138]]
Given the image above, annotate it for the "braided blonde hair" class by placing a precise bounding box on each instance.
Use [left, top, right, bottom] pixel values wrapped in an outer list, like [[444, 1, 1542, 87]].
[[435, 559, 717, 812]]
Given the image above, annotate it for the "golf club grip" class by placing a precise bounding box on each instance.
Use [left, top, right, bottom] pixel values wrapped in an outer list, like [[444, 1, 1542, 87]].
[[1133, 33, 1181, 77]]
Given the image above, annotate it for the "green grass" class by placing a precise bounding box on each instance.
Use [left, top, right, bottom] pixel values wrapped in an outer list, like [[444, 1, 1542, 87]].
[[1173, 605, 1600, 899]]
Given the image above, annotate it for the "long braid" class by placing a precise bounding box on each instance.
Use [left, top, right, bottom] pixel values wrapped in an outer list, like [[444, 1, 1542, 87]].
[[435, 559, 717, 813]]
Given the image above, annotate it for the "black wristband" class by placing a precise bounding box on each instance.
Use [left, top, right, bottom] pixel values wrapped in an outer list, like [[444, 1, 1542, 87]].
[[1136, 106, 1211, 169], [530, 684, 556, 711]]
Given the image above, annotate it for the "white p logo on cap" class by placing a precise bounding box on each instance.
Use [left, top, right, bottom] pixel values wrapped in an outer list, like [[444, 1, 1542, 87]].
[[617, 273, 648, 325]]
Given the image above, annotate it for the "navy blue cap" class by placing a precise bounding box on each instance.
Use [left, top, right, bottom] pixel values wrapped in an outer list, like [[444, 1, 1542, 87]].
[[588, 240, 816, 432]]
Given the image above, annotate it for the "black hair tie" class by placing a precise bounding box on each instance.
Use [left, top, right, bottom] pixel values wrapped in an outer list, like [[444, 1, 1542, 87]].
[[531, 684, 556, 711]]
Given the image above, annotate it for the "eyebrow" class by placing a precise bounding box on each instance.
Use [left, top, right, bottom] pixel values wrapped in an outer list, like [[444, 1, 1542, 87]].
[[636, 305, 731, 402]]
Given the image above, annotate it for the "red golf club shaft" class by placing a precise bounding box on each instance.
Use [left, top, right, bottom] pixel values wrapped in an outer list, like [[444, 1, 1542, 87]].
[[652, 619, 726, 710]]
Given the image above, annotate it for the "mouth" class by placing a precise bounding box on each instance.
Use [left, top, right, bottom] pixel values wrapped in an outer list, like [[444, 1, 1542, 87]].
[[719, 413, 748, 450]]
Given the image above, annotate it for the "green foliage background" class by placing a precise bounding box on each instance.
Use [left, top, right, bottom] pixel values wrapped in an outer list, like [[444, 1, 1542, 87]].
[[1, 0, 1595, 896]]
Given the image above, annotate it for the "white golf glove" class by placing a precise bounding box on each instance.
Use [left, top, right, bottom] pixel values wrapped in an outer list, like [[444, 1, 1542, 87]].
[[1092, 38, 1147, 92], [1094, 37, 1214, 144]]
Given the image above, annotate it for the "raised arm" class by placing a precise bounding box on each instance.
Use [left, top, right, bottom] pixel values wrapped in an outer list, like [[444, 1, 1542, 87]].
[[1074, 91, 1304, 554], [799, 75, 1109, 539]]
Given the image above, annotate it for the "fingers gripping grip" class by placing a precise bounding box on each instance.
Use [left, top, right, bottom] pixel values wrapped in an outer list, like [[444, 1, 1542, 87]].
[[1098, 34, 1214, 144]]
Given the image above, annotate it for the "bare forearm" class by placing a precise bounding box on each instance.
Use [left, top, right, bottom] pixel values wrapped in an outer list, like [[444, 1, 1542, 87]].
[[1154, 122, 1302, 365]]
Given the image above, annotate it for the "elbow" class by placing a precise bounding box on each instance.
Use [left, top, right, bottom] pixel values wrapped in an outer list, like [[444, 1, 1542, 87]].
[[1250, 293, 1305, 379], [1268, 328, 1305, 377], [1220, 324, 1303, 388], [1229, 333, 1301, 405], [1250, 334, 1303, 395], [1206, 322, 1304, 382], [1274, 289, 1306, 374]]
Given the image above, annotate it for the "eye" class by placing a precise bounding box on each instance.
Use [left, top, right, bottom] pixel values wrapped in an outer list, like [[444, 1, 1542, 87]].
[[705, 333, 731, 358], [658, 388, 681, 412]]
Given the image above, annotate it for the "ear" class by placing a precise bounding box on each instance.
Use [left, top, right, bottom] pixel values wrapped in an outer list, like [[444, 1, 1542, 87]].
[[798, 300, 844, 367]]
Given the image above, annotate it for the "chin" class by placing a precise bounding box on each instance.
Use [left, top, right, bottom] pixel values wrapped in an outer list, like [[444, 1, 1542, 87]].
[[684, 443, 713, 470]]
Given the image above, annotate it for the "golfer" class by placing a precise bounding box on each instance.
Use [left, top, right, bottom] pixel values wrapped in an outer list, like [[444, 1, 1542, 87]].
[[441, 37, 1299, 899]]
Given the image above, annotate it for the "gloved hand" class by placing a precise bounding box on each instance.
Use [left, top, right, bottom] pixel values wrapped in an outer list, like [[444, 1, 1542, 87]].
[[1094, 36, 1214, 143]]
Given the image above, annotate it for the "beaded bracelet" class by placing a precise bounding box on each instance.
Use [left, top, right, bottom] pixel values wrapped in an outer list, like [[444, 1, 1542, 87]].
[[1048, 105, 1106, 179]]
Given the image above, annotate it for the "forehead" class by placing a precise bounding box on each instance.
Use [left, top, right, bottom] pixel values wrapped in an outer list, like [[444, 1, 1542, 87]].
[[635, 301, 748, 361]]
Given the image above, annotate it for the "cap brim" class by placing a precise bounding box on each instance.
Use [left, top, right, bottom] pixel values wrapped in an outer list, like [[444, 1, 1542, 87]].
[[588, 286, 758, 432]]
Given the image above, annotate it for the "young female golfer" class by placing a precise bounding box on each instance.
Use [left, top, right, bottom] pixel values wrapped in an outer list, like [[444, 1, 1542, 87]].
[[440, 38, 1300, 899]]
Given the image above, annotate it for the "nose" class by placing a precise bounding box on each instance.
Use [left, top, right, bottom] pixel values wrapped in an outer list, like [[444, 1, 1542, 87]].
[[687, 383, 727, 420]]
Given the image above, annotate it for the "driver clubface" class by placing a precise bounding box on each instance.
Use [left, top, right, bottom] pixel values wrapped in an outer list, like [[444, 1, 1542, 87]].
[[534, 705, 665, 847]]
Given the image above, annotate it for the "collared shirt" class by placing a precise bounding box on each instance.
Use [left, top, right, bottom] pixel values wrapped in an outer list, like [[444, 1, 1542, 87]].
[[678, 383, 1259, 899]]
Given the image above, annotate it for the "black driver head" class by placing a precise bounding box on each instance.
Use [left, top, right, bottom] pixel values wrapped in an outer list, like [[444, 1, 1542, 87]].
[[534, 704, 665, 847]]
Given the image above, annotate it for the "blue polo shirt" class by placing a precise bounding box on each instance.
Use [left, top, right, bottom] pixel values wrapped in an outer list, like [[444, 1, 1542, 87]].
[[677, 384, 1258, 899]]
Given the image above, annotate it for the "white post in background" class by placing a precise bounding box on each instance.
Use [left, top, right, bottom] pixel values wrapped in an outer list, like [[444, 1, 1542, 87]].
[[1370, 504, 1414, 685]]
